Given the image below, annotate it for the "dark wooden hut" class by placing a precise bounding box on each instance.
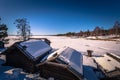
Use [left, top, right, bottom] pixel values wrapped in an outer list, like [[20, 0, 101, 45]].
[[38, 47, 83, 80], [1, 39, 52, 73]]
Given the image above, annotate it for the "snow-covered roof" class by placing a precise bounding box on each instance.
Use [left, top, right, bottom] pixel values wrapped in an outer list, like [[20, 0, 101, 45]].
[[94, 53, 120, 72], [47, 47, 83, 76], [19, 39, 51, 59]]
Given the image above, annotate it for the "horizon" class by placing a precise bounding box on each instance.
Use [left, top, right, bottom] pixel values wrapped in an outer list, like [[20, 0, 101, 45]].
[[0, 0, 120, 35]]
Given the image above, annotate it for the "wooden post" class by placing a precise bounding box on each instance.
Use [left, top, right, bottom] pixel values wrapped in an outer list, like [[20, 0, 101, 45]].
[[87, 50, 93, 57]]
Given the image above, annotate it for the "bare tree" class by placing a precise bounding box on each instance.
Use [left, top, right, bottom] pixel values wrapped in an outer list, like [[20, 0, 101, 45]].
[[79, 30, 83, 37], [86, 29, 90, 37], [113, 21, 120, 37], [14, 18, 31, 41], [93, 26, 102, 36]]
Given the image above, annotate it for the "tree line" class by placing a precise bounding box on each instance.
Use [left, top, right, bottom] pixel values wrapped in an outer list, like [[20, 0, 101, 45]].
[[57, 21, 120, 37], [0, 17, 31, 42]]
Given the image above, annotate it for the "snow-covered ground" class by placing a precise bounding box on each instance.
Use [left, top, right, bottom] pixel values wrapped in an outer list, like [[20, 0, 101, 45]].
[[0, 36, 120, 80]]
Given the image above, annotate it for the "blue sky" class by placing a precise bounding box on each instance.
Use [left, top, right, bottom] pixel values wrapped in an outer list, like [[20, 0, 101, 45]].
[[0, 0, 120, 35]]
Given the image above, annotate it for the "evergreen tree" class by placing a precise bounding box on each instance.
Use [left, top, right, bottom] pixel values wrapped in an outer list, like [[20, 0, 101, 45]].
[[0, 18, 8, 41]]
